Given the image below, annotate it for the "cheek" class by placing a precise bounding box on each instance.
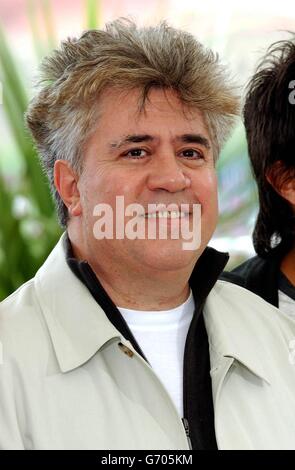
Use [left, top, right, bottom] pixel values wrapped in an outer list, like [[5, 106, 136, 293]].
[[102, 170, 144, 203], [82, 169, 142, 213], [192, 171, 218, 209]]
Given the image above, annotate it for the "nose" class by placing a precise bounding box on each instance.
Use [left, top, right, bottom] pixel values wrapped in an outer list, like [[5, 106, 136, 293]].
[[147, 155, 191, 193]]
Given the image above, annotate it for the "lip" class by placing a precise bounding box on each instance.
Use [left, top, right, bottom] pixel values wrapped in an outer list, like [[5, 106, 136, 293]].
[[142, 206, 193, 216], [142, 211, 191, 218]]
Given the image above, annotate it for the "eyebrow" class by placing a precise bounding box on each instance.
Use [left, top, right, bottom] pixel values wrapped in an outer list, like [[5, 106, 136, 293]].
[[109, 133, 211, 150], [109, 135, 154, 149], [176, 133, 211, 150]]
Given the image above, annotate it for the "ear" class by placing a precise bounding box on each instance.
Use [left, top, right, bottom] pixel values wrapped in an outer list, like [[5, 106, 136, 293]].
[[280, 179, 295, 205], [54, 160, 82, 217], [266, 161, 295, 205]]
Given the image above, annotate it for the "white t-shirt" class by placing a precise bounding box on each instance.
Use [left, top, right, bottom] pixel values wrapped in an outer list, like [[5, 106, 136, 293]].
[[117, 290, 195, 417]]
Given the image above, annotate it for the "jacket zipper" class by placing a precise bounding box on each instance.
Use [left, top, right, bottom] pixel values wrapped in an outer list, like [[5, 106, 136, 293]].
[[119, 339, 192, 448], [182, 417, 192, 450]]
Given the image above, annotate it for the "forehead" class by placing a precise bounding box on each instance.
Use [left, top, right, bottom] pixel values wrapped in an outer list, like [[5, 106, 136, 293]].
[[96, 87, 209, 137]]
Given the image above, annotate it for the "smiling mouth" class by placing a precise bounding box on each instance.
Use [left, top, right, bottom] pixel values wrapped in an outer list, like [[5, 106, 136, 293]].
[[143, 210, 190, 219]]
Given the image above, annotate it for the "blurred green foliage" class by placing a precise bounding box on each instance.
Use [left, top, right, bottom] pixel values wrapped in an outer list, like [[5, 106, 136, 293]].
[[0, 0, 255, 301], [0, 0, 101, 300]]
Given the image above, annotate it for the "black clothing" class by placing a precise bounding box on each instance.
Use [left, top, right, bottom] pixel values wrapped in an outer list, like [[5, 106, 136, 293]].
[[221, 245, 295, 308]]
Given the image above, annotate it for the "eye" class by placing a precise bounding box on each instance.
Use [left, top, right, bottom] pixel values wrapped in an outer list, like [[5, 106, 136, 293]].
[[123, 148, 148, 159], [179, 148, 204, 159]]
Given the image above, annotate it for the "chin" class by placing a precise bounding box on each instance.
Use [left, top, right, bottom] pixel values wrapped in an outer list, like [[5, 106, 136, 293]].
[[137, 239, 198, 271]]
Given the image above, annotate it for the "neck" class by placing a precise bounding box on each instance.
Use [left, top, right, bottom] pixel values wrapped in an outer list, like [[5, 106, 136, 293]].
[[280, 244, 295, 286], [96, 274, 191, 311], [68, 226, 194, 311]]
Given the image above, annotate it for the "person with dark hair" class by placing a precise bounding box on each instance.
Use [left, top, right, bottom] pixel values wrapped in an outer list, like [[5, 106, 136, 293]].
[[223, 38, 295, 315]]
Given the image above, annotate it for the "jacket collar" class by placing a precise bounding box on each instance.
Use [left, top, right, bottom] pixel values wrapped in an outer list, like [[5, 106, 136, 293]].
[[34, 232, 229, 374], [34, 233, 122, 373], [204, 279, 273, 385]]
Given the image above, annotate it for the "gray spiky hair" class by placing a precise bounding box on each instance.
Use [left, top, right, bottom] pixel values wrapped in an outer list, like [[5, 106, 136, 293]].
[[26, 18, 240, 226]]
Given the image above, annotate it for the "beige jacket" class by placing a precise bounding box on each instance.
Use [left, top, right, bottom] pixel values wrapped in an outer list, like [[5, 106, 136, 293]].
[[1, 233, 295, 449]]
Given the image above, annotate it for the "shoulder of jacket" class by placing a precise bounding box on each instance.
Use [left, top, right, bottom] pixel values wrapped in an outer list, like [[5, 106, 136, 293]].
[[0, 278, 50, 367], [207, 279, 295, 330], [207, 279, 279, 320], [0, 277, 40, 324], [211, 279, 274, 307], [1, 277, 35, 305]]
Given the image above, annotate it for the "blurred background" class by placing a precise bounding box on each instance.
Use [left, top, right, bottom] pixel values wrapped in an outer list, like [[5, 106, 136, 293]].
[[0, 0, 295, 300]]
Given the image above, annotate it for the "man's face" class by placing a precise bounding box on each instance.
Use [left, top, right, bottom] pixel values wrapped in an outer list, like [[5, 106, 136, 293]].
[[77, 87, 218, 273]]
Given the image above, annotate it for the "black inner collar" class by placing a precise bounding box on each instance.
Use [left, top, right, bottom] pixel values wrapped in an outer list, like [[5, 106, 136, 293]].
[[64, 232, 229, 317], [278, 271, 295, 301]]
